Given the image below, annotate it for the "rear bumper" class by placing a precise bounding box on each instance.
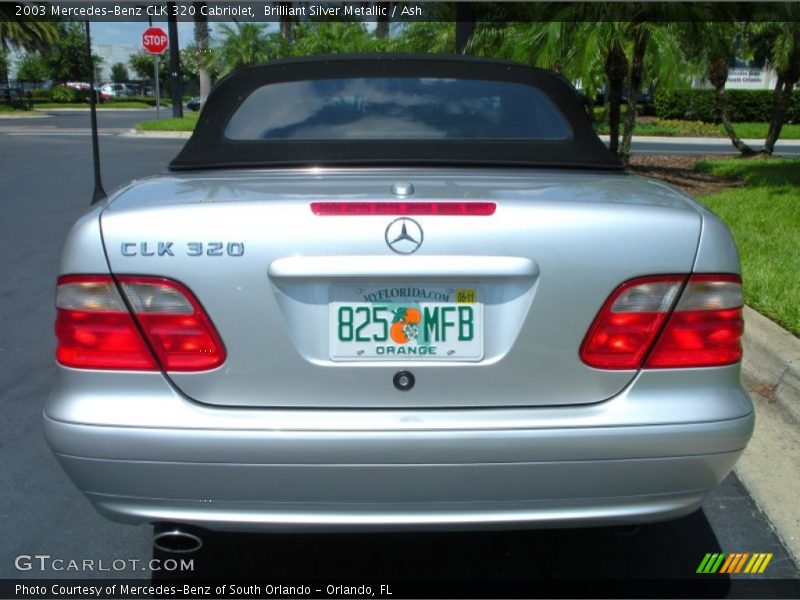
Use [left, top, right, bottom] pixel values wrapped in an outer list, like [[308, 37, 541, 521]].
[[43, 366, 754, 532], [82, 490, 715, 532], [54, 448, 741, 533]]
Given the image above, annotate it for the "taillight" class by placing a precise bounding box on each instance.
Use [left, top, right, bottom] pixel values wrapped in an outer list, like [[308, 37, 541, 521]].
[[56, 276, 158, 370], [579, 276, 684, 370], [310, 202, 496, 216], [646, 274, 743, 368], [580, 274, 743, 370], [56, 275, 225, 371]]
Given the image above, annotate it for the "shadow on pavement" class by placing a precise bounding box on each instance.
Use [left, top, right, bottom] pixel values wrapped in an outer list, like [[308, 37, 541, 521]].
[[152, 509, 731, 594]]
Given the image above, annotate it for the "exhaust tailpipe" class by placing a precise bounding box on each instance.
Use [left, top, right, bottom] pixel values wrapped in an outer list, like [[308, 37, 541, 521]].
[[153, 527, 203, 554]]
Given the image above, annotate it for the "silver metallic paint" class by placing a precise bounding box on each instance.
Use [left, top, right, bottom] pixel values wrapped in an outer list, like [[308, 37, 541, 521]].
[[99, 169, 702, 409], [45, 167, 753, 531]]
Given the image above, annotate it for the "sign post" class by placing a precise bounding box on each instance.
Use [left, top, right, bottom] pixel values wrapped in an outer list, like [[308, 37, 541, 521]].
[[142, 26, 168, 119], [154, 58, 160, 119]]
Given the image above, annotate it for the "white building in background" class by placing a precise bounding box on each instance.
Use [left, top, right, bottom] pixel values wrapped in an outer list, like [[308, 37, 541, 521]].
[[8, 44, 139, 83], [7, 49, 24, 81], [93, 44, 139, 81], [725, 66, 779, 89], [694, 59, 779, 90]]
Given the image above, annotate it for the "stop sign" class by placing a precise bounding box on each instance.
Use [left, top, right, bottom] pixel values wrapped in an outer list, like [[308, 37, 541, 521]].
[[142, 27, 168, 55]]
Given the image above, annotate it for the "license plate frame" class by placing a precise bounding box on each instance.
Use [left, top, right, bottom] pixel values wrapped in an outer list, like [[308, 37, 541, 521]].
[[329, 283, 484, 361]]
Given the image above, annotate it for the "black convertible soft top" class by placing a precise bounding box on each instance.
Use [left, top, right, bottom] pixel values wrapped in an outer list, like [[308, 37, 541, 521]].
[[170, 54, 622, 171]]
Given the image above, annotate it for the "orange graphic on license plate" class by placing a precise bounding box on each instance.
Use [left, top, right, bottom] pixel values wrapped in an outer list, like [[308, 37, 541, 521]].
[[389, 307, 421, 344]]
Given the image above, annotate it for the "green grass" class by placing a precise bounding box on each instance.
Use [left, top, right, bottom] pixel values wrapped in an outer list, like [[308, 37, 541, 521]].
[[727, 122, 800, 139], [100, 101, 162, 109], [135, 112, 198, 132], [594, 117, 718, 137], [713, 121, 800, 138], [696, 158, 800, 335], [696, 157, 800, 186], [0, 104, 32, 113], [593, 116, 800, 139]]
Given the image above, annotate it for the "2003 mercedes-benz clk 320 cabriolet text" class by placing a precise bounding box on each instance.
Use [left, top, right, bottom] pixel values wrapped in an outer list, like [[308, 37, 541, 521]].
[[44, 55, 753, 539]]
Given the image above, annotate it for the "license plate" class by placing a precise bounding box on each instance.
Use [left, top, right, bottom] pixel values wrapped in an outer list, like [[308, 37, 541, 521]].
[[329, 284, 483, 361]]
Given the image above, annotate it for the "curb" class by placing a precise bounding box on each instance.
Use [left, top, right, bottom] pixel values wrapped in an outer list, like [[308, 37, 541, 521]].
[[37, 107, 160, 112], [0, 112, 49, 119], [120, 129, 192, 139], [742, 306, 800, 422], [737, 306, 800, 566]]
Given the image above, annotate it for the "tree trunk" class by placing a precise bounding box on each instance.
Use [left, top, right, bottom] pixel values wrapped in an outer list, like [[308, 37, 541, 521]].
[[193, 2, 210, 103], [1, 52, 8, 86], [375, 3, 390, 39], [619, 31, 648, 164], [717, 85, 756, 156], [585, 91, 596, 126], [707, 55, 755, 156], [279, 3, 293, 42], [604, 43, 628, 155], [762, 75, 796, 155], [455, 3, 475, 54]]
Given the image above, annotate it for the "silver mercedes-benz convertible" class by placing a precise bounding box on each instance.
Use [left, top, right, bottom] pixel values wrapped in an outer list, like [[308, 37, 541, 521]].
[[44, 54, 753, 535]]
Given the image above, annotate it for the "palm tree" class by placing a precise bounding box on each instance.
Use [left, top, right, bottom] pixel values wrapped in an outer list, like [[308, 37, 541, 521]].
[[0, 5, 58, 51], [470, 19, 632, 155], [559, 4, 689, 163], [374, 2, 392, 39], [0, 49, 9, 85], [466, 22, 606, 124], [216, 22, 269, 75], [749, 8, 800, 155], [192, 2, 212, 103], [552, 5, 690, 163], [534, 4, 635, 157], [471, 4, 696, 164], [482, 20, 634, 156], [389, 22, 454, 54], [683, 21, 756, 156], [618, 22, 687, 161], [278, 2, 294, 42], [290, 22, 384, 56]]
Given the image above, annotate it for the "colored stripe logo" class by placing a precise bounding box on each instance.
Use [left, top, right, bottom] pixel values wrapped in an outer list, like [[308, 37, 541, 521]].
[[697, 553, 773, 574]]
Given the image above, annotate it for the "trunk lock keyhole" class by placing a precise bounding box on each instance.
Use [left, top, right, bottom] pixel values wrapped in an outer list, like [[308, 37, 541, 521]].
[[393, 371, 415, 391]]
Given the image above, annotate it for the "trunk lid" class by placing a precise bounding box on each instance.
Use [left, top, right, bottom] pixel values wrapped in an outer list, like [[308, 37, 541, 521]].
[[100, 168, 701, 408]]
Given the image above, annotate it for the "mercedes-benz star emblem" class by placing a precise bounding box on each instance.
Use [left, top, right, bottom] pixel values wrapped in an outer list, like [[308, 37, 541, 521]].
[[385, 218, 424, 254]]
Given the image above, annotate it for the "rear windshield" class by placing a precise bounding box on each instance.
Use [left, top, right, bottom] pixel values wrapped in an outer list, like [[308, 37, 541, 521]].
[[225, 77, 572, 141]]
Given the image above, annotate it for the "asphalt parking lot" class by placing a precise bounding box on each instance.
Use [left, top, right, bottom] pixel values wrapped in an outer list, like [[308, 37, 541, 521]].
[[1, 110, 798, 595]]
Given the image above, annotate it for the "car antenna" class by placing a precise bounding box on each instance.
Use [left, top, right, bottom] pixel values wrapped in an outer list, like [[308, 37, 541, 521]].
[[85, 21, 107, 205]]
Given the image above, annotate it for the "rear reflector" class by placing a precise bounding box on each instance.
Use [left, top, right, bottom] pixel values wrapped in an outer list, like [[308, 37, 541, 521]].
[[311, 202, 496, 216], [56, 275, 225, 371], [580, 274, 743, 370]]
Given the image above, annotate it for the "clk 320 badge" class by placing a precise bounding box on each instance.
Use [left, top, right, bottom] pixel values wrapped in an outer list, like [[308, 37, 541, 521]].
[[120, 242, 245, 256]]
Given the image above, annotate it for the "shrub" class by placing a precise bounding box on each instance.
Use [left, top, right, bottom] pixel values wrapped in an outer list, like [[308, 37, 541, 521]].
[[28, 89, 52, 101], [653, 119, 720, 137], [110, 95, 170, 106], [655, 88, 800, 123], [654, 89, 716, 121], [728, 90, 773, 122], [50, 84, 75, 103]]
